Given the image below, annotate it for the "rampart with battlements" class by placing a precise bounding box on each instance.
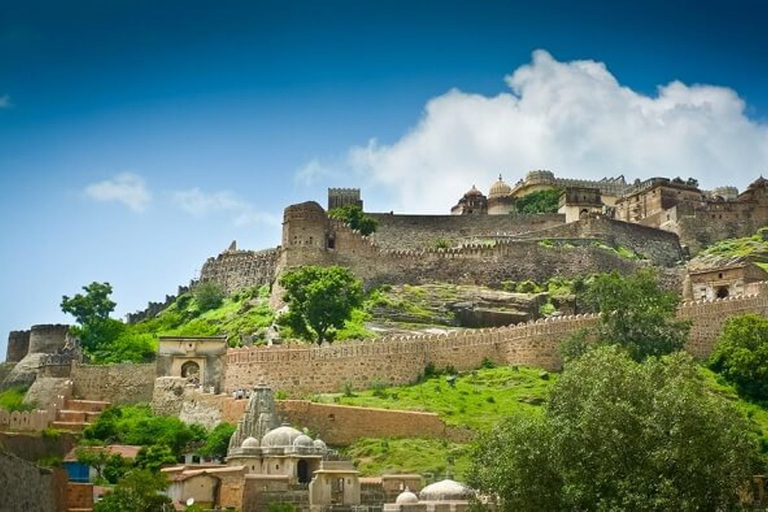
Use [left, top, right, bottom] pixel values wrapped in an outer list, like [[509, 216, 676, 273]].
[[222, 283, 768, 394]]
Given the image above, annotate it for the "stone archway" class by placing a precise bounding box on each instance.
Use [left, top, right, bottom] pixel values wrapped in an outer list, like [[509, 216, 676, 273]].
[[181, 360, 201, 378], [297, 459, 310, 483]]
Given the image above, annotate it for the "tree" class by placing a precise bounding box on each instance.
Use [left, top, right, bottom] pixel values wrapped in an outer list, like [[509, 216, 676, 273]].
[[328, 204, 378, 235], [515, 189, 561, 214], [279, 265, 364, 344], [710, 313, 768, 403], [61, 281, 116, 327], [467, 346, 760, 512], [134, 445, 177, 473], [583, 269, 690, 361], [199, 422, 236, 460], [94, 469, 172, 512]]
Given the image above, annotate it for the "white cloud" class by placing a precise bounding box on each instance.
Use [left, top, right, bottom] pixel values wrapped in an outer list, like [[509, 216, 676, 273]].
[[0, 94, 12, 109], [320, 50, 768, 213], [172, 188, 280, 226], [84, 173, 151, 212], [295, 158, 336, 186]]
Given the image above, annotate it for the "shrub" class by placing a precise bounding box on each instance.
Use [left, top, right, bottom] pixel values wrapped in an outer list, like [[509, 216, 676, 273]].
[[194, 281, 225, 312]]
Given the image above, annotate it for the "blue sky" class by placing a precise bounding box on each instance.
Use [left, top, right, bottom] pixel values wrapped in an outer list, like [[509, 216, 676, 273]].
[[1, 0, 768, 358]]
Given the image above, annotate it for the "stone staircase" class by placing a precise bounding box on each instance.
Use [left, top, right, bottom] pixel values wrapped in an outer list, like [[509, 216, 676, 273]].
[[51, 399, 111, 433]]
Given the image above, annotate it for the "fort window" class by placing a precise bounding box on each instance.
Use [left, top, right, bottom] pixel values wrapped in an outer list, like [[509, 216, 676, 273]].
[[719, 273, 723, 279], [716, 286, 729, 299], [327, 236, 335, 250]]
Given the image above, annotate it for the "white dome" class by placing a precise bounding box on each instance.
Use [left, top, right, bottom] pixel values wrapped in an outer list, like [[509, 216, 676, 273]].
[[313, 439, 327, 451], [261, 424, 303, 448], [293, 434, 314, 448], [419, 479, 474, 501], [395, 490, 419, 504], [241, 437, 260, 449]]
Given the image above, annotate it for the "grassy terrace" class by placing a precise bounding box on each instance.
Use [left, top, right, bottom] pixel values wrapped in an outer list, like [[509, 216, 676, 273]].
[[310, 365, 555, 431]]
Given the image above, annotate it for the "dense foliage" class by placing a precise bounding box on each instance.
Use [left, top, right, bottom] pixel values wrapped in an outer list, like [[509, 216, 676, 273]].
[[328, 204, 378, 235], [468, 346, 760, 512], [570, 269, 690, 361], [93, 469, 172, 512], [193, 281, 226, 312], [279, 265, 364, 344], [82, 404, 207, 458], [0, 386, 35, 411], [127, 285, 274, 346], [199, 422, 237, 459], [514, 189, 561, 214], [710, 313, 768, 403]]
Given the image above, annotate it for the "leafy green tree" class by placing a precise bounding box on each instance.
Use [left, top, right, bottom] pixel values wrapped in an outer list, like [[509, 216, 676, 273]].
[[279, 265, 364, 344], [710, 313, 768, 403], [515, 189, 561, 214], [583, 269, 690, 361], [193, 281, 225, 312], [467, 346, 760, 512], [328, 204, 378, 235], [61, 281, 116, 327], [134, 444, 177, 473], [61, 282, 118, 353], [199, 422, 236, 460], [94, 469, 172, 512]]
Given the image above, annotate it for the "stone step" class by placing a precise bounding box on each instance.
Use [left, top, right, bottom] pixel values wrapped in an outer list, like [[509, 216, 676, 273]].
[[56, 410, 102, 423], [66, 399, 111, 412], [51, 421, 91, 433]]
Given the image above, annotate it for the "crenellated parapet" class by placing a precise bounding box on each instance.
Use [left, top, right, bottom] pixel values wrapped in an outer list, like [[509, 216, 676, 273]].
[[223, 284, 768, 394]]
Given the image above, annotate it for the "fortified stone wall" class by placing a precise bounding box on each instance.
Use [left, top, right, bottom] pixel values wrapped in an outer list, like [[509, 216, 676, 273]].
[[367, 212, 566, 250], [28, 324, 69, 355], [200, 248, 280, 294], [126, 283, 193, 324], [0, 451, 67, 512], [514, 216, 685, 266], [677, 208, 768, 255], [6, 330, 30, 363], [285, 236, 642, 289], [224, 285, 768, 395], [71, 363, 155, 404]]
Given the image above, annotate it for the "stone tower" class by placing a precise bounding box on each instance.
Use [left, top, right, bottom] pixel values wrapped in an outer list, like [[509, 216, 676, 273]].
[[227, 383, 282, 456]]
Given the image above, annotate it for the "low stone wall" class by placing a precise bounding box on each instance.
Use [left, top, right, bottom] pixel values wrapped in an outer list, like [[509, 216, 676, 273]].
[[0, 388, 68, 433], [71, 363, 155, 404], [278, 400, 472, 445]]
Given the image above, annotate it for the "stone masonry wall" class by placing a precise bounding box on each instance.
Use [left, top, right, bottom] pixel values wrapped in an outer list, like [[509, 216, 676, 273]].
[[200, 248, 280, 295], [71, 363, 155, 404], [278, 400, 472, 445], [368, 212, 566, 250], [0, 450, 66, 512], [6, 330, 30, 363], [514, 216, 685, 266], [225, 284, 768, 395], [285, 231, 642, 290]]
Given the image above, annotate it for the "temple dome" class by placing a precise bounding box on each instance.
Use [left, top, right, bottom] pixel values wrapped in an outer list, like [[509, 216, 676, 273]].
[[293, 434, 314, 448], [241, 437, 260, 449], [418, 479, 474, 501], [488, 175, 512, 198], [261, 424, 303, 448], [463, 185, 485, 198], [313, 439, 327, 451], [395, 490, 420, 504]]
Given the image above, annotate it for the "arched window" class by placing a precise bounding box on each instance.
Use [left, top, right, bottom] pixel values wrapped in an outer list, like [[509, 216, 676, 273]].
[[181, 360, 200, 378]]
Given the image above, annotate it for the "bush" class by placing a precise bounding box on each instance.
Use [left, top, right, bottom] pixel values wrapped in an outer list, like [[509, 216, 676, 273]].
[[194, 281, 225, 312], [0, 387, 34, 412]]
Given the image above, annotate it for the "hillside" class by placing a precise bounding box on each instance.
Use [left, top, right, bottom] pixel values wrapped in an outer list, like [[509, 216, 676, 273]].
[[696, 228, 768, 271], [308, 364, 768, 478]]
